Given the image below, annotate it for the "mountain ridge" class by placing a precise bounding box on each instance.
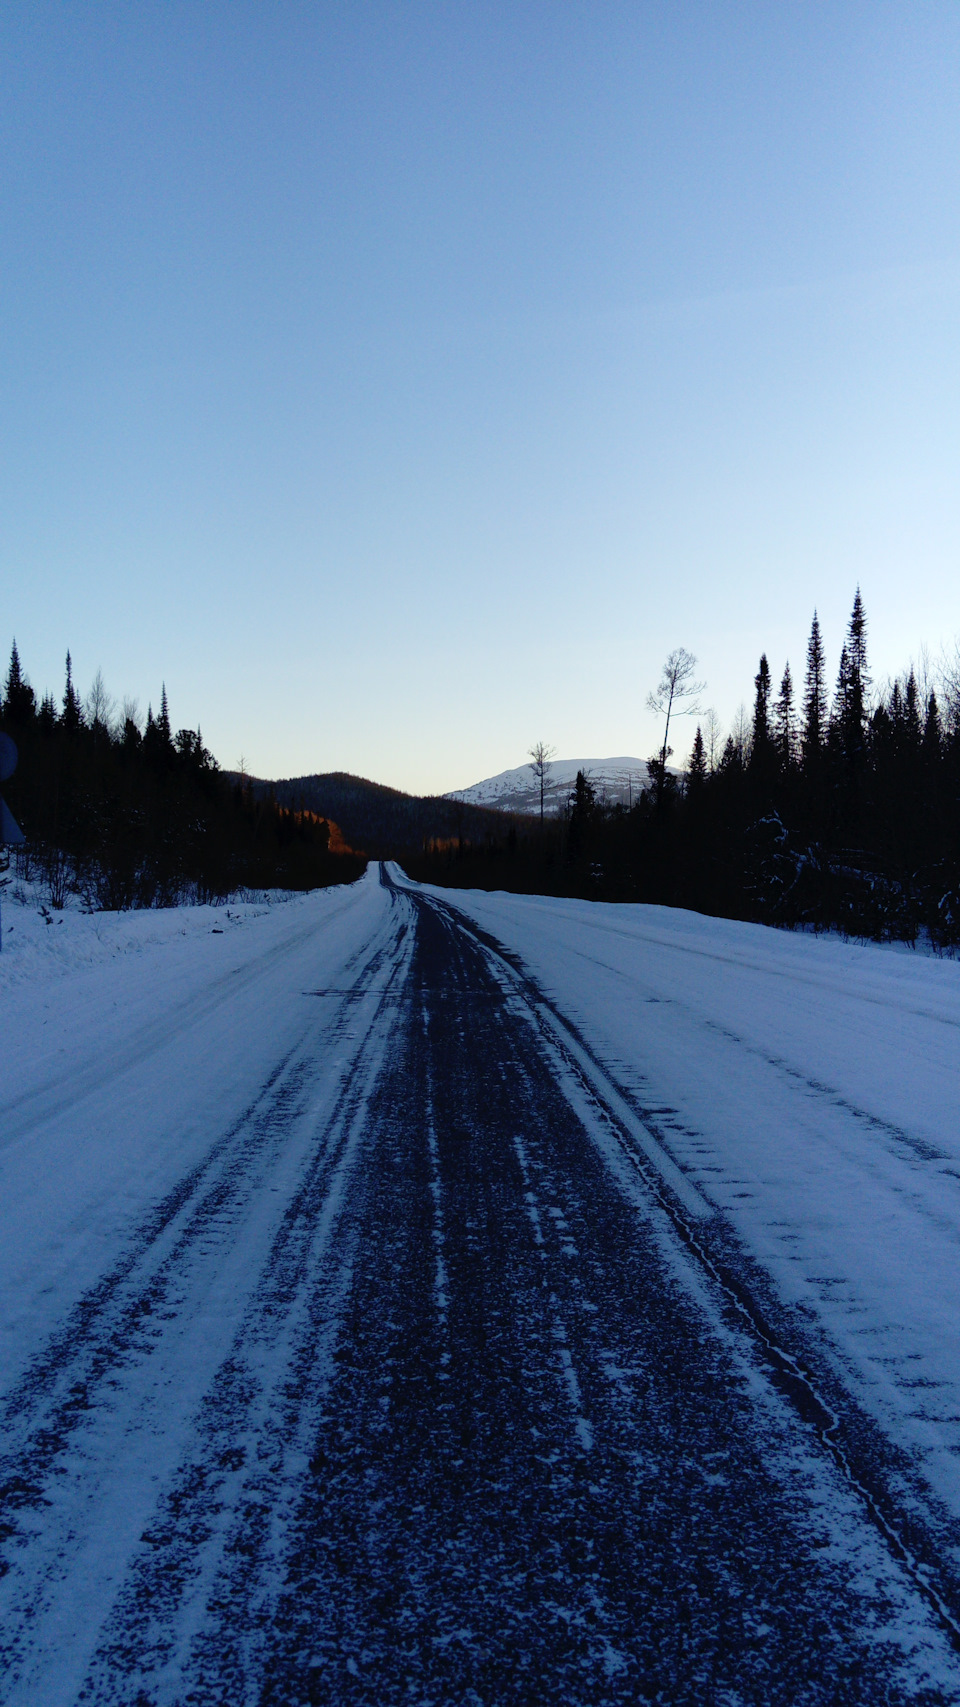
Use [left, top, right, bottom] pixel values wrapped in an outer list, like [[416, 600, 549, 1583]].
[[446, 755, 657, 816], [231, 769, 532, 854]]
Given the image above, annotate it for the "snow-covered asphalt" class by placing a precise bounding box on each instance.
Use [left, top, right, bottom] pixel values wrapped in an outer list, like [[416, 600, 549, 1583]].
[[1, 865, 960, 1702]]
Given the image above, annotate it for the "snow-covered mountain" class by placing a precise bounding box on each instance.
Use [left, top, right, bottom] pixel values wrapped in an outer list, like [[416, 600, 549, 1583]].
[[446, 756, 654, 816]]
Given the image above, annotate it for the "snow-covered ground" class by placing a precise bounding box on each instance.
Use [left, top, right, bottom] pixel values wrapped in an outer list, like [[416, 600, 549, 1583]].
[[0, 875, 393, 1397], [3, 866, 960, 1698], [417, 878, 960, 1528], [5, 871, 960, 1508], [0, 877, 304, 993], [6, 867, 959, 1527]]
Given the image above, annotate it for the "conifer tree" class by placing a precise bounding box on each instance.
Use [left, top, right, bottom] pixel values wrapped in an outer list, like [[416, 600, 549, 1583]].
[[847, 588, 869, 695], [142, 702, 163, 764], [752, 655, 771, 746], [920, 689, 943, 823], [687, 726, 707, 790], [833, 643, 851, 731], [774, 662, 795, 770], [4, 639, 21, 707], [62, 651, 82, 731], [3, 640, 36, 722], [801, 613, 827, 768], [904, 669, 922, 754], [569, 769, 597, 819], [749, 655, 777, 800], [833, 591, 870, 765], [888, 679, 903, 735], [718, 734, 741, 774]]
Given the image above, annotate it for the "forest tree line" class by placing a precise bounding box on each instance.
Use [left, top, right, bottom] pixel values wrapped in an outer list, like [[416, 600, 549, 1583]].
[[0, 647, 364, 907], [410, 593, 960, 950], [7, 595, 960, 943], [240, 769, 530, 856]]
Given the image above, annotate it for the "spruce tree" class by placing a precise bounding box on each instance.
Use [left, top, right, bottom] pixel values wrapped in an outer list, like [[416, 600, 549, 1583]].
[[3, 640, 36, 722], [752, 655, 772, 748], [774, 663, 795, 770], [142, 702, 162, 763], [921, 691, 943, 830], [749, 654, 777, 802], [801, 613, 827, 769], [569, 769, 597, 819], [825, 593, 872, 847], [903, 669, 922, 754], [835, 591, 870, 765], [4, 639, 21, 708], [62, 651, 82, 731], [888, 679, 903, 736], [832, 643, 851, 736], [718, 734, 741, 775], [687, 725, 707, 788], [847, 588, 869, 696]]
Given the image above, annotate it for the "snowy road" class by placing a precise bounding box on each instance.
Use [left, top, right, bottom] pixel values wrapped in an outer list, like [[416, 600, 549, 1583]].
[[1, 867, 960, 1702]]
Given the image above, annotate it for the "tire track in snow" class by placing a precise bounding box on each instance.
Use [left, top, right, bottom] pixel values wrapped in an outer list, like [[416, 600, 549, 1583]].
[[0, 901, 416, 1706], [249, 877, 955, 1705], [4, 872, 959, 1702], [413, 880, 960, 1662], [0, 888, 365, 1147]]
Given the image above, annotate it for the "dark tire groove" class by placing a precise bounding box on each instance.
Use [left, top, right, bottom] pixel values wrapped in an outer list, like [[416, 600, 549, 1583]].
[[252, 884, 947, 1706]]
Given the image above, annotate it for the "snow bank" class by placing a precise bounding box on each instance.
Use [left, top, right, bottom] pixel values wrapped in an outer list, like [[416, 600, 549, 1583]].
[[0, 877, 309, 994]]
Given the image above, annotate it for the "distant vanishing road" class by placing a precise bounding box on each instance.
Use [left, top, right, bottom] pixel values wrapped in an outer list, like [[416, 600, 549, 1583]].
[[0, 864, 958, 1703]]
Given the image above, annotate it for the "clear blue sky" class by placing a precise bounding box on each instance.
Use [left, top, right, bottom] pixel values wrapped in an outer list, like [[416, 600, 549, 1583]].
[[2, 2, 958, 791]]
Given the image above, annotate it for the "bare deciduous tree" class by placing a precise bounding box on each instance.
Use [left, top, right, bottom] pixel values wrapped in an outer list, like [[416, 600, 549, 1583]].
[[528, 741, 557, 824], [614, 767, 645, 808], [938, 640, 960, 736], [916, 642, 933, 707], [84, 668, 116, 734], [702, 707, 723, 772], [731, 703, 752, 765], [646, 649, 706, 787]]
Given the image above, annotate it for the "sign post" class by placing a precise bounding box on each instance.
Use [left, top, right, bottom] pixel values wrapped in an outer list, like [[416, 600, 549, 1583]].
[[0, 733, 24, 953]]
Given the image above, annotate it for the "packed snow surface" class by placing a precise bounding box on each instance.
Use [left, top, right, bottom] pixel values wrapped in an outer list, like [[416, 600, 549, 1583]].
[[2, 866, 960, 1700], [421, 878, 960, 1521], [446, 755, 653, 813]]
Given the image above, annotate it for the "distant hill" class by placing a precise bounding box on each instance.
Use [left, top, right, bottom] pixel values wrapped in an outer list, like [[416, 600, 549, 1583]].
[[447, 756, 656, 816], [233, 770, 531, 855]]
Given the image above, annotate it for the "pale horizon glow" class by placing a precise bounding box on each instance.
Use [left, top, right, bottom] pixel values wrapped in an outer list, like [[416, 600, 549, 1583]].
[[2, 3, 959, 793]]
